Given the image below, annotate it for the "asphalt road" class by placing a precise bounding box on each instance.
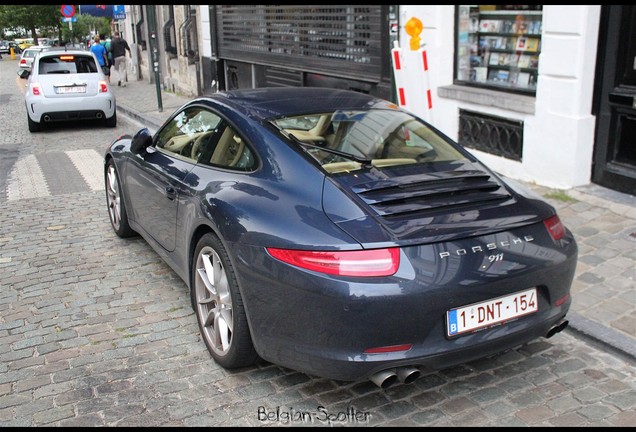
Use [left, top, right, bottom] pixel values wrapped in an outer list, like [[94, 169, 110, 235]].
[[0, 57, 635, 427]]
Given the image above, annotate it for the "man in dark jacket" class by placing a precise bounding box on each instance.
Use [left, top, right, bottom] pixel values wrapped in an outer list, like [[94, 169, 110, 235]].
[[109, 31, 132, 87]]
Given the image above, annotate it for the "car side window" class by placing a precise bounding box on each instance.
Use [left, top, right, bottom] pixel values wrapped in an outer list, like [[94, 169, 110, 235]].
[[155, 107, 222, 162], [198, 124, 257, 172]]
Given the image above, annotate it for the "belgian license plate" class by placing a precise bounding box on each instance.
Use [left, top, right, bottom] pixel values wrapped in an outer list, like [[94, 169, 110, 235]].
[[56, 86, 86, 94], [447, 288, 538, 337]]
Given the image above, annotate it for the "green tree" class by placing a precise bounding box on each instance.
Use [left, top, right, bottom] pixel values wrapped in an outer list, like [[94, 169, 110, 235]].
[[0, 5, 62, 43], [61, 13, 111, 45]]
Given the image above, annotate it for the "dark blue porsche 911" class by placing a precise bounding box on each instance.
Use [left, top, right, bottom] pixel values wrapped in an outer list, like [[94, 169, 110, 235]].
[[104, 87, 577, 388]]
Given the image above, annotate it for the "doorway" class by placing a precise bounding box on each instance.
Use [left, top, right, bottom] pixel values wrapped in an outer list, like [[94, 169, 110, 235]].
[[593, 5, 636, 195]]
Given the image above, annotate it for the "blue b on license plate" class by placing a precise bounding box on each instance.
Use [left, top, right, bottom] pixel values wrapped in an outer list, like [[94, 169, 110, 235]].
[[447, 288, 538, 337]]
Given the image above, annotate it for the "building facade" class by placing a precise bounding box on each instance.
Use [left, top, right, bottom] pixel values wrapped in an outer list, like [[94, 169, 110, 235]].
[[118, 5, 635, 196]]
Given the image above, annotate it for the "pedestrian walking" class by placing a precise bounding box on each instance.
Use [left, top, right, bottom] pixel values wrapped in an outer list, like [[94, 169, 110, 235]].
[[101, 35, 112, 66], [110, 31, 132, 87], [90, 35, 110, 83]]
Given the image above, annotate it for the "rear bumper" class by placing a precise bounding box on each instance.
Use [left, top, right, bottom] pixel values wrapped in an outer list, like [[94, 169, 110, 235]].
[[253, 310, 571, 382], [26, 95, 116, 123], [234, 225, 577, 382]]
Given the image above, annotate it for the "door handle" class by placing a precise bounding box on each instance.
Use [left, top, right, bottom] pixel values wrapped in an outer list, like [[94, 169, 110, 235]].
[[165, 186, 176, 200]]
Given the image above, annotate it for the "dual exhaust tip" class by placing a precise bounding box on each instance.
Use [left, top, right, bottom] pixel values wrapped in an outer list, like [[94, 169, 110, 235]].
[[370, 318, 569, 389], [42, 112, 103, 122], [369, 366, 420, 389]]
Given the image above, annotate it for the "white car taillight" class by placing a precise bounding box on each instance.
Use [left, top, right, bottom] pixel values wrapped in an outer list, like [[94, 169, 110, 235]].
[[30, 83, 41, 96], [99, 81, 108, 93]]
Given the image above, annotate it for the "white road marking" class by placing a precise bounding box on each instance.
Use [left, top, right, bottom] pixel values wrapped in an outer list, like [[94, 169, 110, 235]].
[[5, 150, 104, 201], [66, 149, 104, 191], [6, 154, 50, 200]]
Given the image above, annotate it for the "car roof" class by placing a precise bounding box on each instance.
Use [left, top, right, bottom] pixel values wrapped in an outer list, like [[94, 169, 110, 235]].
[[39, 48, 91, 57], [200, 87, 397, 121]]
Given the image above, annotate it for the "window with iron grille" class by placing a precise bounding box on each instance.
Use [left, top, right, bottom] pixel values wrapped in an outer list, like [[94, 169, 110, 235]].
[[214, 5, 386, 83], [458, 109, 523, 161], [135, 5, 146, 51], [163, 5, 177, 57], [181, 5, 198, 65]]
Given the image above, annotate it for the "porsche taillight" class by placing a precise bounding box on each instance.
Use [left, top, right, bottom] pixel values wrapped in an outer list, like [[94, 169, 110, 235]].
[[267, 247, 400, 277], [544, 215, 565, 241]]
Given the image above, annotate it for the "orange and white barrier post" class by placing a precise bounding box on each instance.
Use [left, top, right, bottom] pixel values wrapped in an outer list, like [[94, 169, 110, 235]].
[[391, 17, 434, 123], [391, 41, 407, 108], [419, 47, 433, 121]]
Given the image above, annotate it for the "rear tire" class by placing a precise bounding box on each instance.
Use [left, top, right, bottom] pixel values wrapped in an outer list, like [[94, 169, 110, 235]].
[[191, 233, 258, 369], [105, 111, 117, 128], [27, 113, 41, 133]]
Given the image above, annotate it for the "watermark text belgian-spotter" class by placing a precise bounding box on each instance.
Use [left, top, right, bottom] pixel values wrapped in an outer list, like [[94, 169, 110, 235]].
[[257, 405, 371, 425]]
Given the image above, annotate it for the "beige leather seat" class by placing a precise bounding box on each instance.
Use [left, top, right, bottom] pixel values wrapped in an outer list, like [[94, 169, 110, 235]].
[[210, 127, 244, 167]]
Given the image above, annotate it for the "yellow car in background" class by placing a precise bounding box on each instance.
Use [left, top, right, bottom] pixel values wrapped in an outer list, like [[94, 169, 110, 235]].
[[15, 38, 35, 51]]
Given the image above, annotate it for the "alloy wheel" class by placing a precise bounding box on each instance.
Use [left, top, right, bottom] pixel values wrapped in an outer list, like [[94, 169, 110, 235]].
[[194, 246, 233, 357], [106, 164, 122, 231]]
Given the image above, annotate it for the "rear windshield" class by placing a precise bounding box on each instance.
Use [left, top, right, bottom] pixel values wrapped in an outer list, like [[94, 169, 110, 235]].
[[23, 50, 40, 58], [270, 109, 467, 174], [38, 54, 98, 74]]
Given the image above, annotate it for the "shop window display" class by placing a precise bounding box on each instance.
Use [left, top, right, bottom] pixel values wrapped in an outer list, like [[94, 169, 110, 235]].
[[455, 5, 543, 95]]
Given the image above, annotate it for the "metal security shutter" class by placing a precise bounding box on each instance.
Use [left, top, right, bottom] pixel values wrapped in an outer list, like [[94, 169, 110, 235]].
[[216, 5, 385, 83]]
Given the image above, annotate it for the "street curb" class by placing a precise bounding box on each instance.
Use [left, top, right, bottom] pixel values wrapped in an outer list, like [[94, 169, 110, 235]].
[[116, 104, 163, 132], [566, 312, 636, 362]]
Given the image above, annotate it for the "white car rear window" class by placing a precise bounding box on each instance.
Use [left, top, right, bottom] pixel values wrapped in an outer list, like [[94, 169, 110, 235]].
[[38, 55, 98, 74]]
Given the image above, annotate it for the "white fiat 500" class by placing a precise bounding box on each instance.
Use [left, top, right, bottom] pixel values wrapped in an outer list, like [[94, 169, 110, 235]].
[[23, 48, 116, 132]]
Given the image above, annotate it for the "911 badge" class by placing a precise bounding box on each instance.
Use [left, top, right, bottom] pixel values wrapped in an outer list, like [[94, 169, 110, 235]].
[[489, 253, 504, 262]]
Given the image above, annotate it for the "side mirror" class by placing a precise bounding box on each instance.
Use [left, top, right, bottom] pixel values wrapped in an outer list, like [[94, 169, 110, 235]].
[[17, 69, 30, 79], [130, 128, 153, 154]]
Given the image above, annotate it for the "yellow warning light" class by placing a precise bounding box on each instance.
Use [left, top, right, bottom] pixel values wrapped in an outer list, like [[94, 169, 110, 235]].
[[405, 17, 423, 51]]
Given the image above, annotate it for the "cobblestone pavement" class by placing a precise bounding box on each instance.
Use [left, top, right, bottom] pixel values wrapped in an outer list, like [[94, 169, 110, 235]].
[[0, 57, 635, 427]]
